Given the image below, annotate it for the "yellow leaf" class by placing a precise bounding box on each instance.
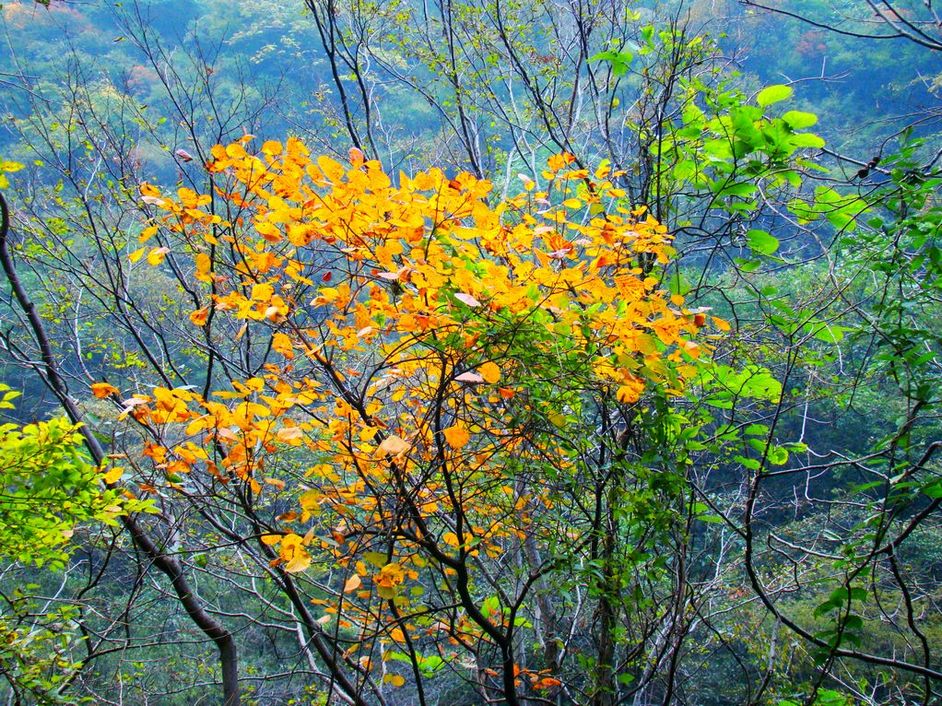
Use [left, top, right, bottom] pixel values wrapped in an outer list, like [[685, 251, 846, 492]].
[[312, 287, 339, 306], [383, 674, 405, 687], [281, 533, 312, 573], [478, 361, 501, 384], [138, 225, 159, 244], [102, 466, 124, 484], [146, 247, 170, 266], [374, 563, 405, 597], [185, 416, 210, 436], [260, 534, 281, 546], [251, 283, 274, 301], [317, 155, 344, 180], [443, 425, 470, 449], [712, 315, 731, 332], [547, 412, 566, 427], [195, 252, 212, 276], [299, 490, 320, 513], [129, 247, 145, 263]]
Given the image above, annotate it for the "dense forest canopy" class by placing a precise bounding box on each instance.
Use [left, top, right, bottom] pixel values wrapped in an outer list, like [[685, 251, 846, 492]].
[[0, 0, 940, 704]]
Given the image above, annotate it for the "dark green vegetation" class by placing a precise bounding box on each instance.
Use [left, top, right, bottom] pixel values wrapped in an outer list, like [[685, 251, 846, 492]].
[[0, 0, 940, 704]]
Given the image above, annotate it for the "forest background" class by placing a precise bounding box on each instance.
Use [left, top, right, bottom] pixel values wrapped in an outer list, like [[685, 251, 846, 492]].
[[0, 0, 940, 704]]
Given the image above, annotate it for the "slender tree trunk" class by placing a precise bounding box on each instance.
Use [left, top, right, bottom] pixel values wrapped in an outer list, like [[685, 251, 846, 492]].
[[593, 486, 618, 706]]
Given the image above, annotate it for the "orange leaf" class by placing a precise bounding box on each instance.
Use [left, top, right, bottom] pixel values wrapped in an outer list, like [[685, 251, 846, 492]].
[[343, 574, 362, 593], [189, 307, 210, 326], [534, 677, 562, 690], [443, 425, 470, 449], [272, 332, 294, 358], [91, 382, 120, 399], [616, 377, 645, 404]]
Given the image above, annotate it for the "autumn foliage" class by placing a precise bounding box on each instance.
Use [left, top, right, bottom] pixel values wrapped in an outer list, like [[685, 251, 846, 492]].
[[105, 137, 718, 698]]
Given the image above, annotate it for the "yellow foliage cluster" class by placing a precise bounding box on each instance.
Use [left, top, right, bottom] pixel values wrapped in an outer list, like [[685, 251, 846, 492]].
[[105, 137, 721, 684]]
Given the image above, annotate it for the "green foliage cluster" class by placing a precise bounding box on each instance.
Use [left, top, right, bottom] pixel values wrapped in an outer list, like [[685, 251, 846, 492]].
[[0, 385, 123, 569], [0, 383, 147, 703]]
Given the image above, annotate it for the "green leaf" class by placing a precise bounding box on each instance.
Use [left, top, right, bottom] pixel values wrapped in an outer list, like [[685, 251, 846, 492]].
[[812, 324, 845, 343], [781, 110, 818, 129], [717, 181, 757, 198], [589, 49, 633, 76], [697, 513, 725, 524], [481, 595, 501, 617], [789, 132, 826, 149], [817, 689, 851, 705], [746, 229, 780, 256], [734, 455, 761, 471], [849, 587, 868, 601], [844, 615, 863, 631], [418, 654, 446, 676], [733, 257, 762, 272], [363, 551, 388, 567], [767, 446, 788, 466], [922, 481, 942, 499], [828, 586, 849, 604], [756, 84, 793, 107]]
